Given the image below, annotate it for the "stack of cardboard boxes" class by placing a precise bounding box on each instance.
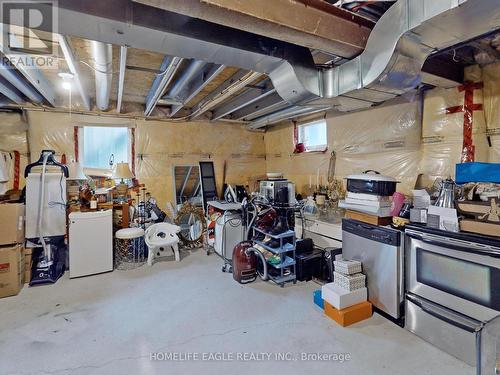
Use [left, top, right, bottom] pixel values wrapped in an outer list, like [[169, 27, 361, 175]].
[[0, 202, 26, 298], [321, 259, 372, 326]]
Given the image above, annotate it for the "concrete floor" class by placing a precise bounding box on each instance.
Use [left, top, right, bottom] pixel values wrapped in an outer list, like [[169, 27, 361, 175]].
[[0, 249, 473, 375]]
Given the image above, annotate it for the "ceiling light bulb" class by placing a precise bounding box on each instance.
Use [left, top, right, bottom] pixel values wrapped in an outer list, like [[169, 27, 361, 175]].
[[58, 72, 74, 80], [62, 81, 71, 90]]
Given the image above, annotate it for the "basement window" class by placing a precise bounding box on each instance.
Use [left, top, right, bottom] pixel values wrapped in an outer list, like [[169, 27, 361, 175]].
[[296, 119, 327, 152], [82, 126, 129, 170]]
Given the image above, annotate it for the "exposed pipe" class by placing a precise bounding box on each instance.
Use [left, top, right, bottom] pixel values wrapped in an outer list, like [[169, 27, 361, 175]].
[[20, 0, 499, 127], [169, 64, 225, 117], [165, 60, 206, 102], [270, 0, 499, 108], [0, 31, 56, 106], [0, 93, 12, 106], [117, 46, 128, 113], [0, 59, 44, 103], [0, 76, 24, 103], [191, 71, 262, 120], [231, 93, 287, 121], [211, 86, 276, 121], [58, 35, 91, 111], [249, 105, 332, 129], [144, 56, 184, 117], [90, 41, 113, 111]]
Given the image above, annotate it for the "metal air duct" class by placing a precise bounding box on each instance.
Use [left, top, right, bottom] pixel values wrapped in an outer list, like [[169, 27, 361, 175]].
[[90, 41, 113, 111], [26, 0, 500, 125], [255, 0, 500, 127], [0, 59, 44, 103]]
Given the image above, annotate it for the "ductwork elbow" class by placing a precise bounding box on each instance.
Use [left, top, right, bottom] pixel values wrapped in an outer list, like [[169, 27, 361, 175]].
[[91, 41, 112, 111]]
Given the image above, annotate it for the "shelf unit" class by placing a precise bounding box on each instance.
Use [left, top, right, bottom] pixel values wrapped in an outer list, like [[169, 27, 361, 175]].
[[252, 226, 296, 287]]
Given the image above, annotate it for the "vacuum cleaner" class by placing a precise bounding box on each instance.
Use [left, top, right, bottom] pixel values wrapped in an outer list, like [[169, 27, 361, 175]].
[[232, 241, 268, 284], [232, 196, 271, 284], [25, 150, 69, 285]]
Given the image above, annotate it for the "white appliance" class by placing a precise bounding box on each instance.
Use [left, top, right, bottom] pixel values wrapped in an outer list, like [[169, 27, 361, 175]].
[[26, 172, 67, 240], [69, 210, 113, 278], [214, 211, 244, 261]]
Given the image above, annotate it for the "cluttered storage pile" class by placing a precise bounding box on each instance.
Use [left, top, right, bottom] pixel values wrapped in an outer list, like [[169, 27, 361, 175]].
[[0, 202, 26, 298], [339, 171, 401, 225], [320, 259, 372, 327]]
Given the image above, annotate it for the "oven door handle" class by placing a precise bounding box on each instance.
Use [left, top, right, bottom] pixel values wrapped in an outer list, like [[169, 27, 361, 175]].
[[420, 305, 479, 334], [406, 232, 500, 258], [407, 294, 481, 333]]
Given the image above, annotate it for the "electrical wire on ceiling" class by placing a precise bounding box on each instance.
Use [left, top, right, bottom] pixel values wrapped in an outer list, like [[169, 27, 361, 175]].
[[79, 58, 180, 78], [79, 60, 117, 75]]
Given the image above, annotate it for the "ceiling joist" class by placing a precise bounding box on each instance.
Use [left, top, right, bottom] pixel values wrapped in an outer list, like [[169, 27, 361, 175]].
[[134, 0, 372, 58]]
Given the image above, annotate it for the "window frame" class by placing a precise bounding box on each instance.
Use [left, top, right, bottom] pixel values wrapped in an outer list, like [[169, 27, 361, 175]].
[[295, 119, 328, 153], [78, 126, 132, 177]]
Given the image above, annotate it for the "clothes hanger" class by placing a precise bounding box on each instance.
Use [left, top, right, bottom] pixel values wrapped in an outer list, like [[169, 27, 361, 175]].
[[24, 150, 69, 177]]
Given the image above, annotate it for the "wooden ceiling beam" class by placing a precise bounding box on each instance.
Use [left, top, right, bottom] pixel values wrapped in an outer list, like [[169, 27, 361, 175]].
[[133, 0, 373, 58]]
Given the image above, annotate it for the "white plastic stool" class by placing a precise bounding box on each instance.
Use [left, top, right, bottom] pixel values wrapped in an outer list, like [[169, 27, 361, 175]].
[[145, 223, 181, 266]]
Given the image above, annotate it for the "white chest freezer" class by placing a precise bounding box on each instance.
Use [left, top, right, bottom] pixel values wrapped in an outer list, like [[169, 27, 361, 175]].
[[68, 210, 113, 278]]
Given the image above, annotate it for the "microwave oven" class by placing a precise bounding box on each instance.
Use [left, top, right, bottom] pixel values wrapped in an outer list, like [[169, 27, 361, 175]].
[[259, 180, 295, 205]]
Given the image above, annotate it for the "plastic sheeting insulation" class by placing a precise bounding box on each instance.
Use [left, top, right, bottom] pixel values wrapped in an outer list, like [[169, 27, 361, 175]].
[[0, 111, 29, 191], [27, 111, 78, 161], [265, 96, 422, 195], [266, 61, 500, 195], [420, 64, 496, 184], [20, 61, 500, 201], [483, 63, 500, 132], [26, 111, 266, 209], [136, 120, 266, 209]]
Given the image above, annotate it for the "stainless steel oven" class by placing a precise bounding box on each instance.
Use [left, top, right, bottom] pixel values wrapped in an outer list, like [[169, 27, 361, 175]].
[[405, 225, 500, 368]]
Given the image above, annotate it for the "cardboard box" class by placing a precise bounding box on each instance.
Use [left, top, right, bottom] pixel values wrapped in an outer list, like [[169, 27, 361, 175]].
[[0, 244, 24, 298], [24, 247, 33, 284], [25, 268, 31, 284], [345, 210, 391, 226], [0, 203, 25, 246], [324, 300, 372, 327], [322, 283, 367, 310], [460, 219, 500, 237]]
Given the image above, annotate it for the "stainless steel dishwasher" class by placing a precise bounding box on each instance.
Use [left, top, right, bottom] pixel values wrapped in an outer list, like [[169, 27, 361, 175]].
[[342, 218, 404, 321]]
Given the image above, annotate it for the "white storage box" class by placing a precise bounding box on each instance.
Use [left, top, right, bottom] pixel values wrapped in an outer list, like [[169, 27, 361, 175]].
[[347, 192, 391, 202], [334, 271, 366, 291], [333, 259, 362, 275], [338, 200, 392, 217], [321, 283, 367, 310]]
